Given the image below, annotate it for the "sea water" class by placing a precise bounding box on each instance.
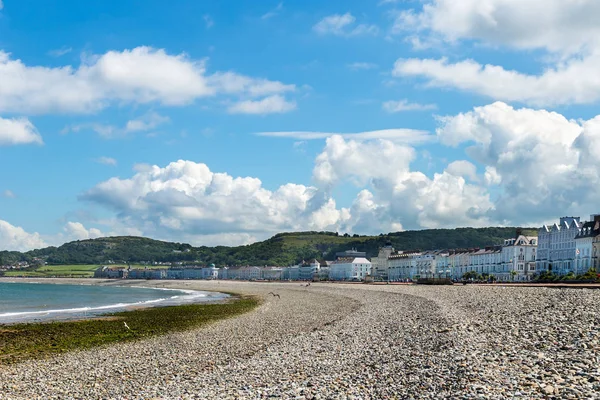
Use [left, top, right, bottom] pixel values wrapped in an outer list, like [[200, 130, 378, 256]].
[[0, 282, 228, 323]]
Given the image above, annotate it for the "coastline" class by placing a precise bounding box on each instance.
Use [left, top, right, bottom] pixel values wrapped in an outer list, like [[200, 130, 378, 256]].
[[0, 278, 231, 324], [1, 279, 599, 398], [0, 278, 259, 365]]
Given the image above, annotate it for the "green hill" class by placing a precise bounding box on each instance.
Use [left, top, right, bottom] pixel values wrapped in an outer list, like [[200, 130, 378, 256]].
[[0, 227, 536, 269]]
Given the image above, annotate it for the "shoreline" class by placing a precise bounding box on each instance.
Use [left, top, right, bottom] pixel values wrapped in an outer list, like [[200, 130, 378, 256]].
[[0, 278, 231, 324]]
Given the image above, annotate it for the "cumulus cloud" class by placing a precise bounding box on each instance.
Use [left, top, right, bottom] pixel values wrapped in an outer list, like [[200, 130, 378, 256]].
[[80, 160, 351, 245], [313, 135, 415, 188], [0, 116, 43, 146], [445, 160, 478, 182], [0, 220, 48, 251], [313, 135, 493, 231], [227, 95, 296, 115], [383, 99, 437, 112], [62, 221, 104, 241], [256, 129, 432, 144], [313, 13, 378, 37], [435, 101, 599, 223], [12, 101, 600, 248], [0, 47, 296, 114]]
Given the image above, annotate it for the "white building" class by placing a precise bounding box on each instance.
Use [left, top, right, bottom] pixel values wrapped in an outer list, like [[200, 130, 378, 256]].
[[225, 266, 262, 280], [498, 232, 537, 281], [299, 259, 321, 281], [536, 217, 582, 275], [387, 251, 438, 281], [282, 265, 300, 280], [574, 216, 600, 274], [467, 247, 503, 277], [329, 257, 372, 281], [261, 267, 283, 281]]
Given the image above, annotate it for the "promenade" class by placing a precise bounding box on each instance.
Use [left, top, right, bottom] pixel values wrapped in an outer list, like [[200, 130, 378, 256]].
[[1, 280, 599, 399]]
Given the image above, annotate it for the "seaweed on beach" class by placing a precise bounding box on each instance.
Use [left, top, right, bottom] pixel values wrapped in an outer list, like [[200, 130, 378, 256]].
[[0, 296, 259, 365]]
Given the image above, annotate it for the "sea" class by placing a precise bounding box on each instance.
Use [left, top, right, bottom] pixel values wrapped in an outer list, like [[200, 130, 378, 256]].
[[0, 281, 228, 324]]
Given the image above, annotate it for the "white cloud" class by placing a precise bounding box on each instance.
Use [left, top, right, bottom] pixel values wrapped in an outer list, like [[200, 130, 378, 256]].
[[313, 13, 378, 37], [256, 129, 433, 144], [445, 160, 478, 182], [48, 46, 72, 57], [95, 157, 117, 166], [63, 123, 118, 138], [62, 222, 104, 241], [0, 117, 43, 146], [2, 190, 15, 198], [435, 101, 599, 222], [397, 0, 600, 55], [393, 55, 600, 107], [80, 160, 351, 246], [313, 135, 415, 188], [0, 220, 47, 251], [391, 1, 600, 106], [313, 135, 493, 231], [347, 62, 378, 70], [209, 72, 295, 97], [484, 166, 501, 186], [203, 15, 214, 29], [383, 99, 437, 112], [227, 95, 296, 115], [125, 111, 170, 132], [261, 3, 283, 20], [43, 102, 600, 247], [0, 47, 296, 114], [64, 111, 170, 138]]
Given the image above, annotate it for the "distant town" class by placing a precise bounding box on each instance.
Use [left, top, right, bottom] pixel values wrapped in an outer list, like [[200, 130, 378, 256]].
[[89, 214, 600, 283]]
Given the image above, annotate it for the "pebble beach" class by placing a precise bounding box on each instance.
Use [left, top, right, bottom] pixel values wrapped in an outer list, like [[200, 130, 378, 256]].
[[1, 280, 599, 399]]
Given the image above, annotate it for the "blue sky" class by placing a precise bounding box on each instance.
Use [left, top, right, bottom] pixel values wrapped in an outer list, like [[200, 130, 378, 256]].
[[2, 0, 600, 250]]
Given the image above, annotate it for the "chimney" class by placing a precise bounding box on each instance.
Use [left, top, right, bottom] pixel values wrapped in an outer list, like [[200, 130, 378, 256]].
[[515, 228, 523, 238]]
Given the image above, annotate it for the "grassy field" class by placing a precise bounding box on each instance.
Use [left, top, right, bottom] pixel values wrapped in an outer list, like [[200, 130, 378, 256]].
[[3, 265, 99, 278], [0, 296, 259, 365], [3, 264, 165, 278]]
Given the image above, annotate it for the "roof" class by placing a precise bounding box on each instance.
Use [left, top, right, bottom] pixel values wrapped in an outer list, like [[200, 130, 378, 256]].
[[575, 221, 600, 239], [332, 257, 371, 264]]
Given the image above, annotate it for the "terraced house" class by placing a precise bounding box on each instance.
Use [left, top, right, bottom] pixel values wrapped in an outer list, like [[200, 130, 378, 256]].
[[536, 217, 582, 275], [374, 230, 538, 282], [536, 214, 600, 276]]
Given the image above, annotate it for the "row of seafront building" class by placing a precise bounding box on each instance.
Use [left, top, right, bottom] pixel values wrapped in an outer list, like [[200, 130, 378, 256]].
[[371, 233, 538, 282], [94, 249, 373, 282], [95, 213, 600, 283], [372, 214, 600, 282]]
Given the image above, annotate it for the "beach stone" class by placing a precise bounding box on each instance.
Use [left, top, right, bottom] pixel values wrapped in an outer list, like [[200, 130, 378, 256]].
[[1, 278, 600, 399]]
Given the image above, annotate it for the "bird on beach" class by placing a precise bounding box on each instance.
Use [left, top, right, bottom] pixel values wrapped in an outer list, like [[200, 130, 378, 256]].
[[268, 292, 280, 299], [124, 322, 131, 331]]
